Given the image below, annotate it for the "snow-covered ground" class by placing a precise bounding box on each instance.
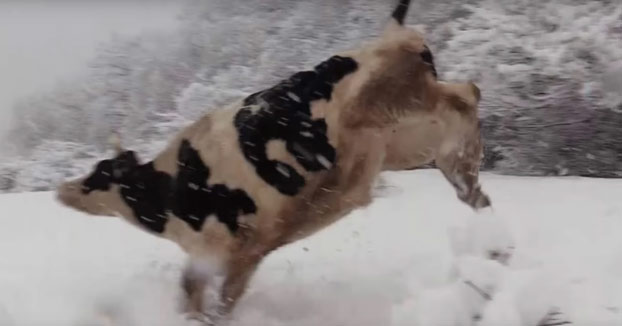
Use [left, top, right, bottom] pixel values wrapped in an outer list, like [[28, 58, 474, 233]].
[[1, 170, 621, 326]]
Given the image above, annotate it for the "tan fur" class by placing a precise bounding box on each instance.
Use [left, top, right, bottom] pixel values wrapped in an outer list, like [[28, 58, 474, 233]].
[[56, 9, 490, 324], [346, 36, 438, 128], [382, 80, 489, 208], [383, 82, 482, 169]]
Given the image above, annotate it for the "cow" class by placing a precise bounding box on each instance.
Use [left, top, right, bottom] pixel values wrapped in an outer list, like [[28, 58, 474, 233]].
[[56, 0, 490, 324]]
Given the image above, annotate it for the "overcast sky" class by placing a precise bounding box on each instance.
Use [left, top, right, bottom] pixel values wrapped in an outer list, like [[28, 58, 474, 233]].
[[0, 1, 182, 143]]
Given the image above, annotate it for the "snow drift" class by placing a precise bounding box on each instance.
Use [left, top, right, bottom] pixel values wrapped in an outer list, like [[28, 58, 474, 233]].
[[1, 170, 621, 325]]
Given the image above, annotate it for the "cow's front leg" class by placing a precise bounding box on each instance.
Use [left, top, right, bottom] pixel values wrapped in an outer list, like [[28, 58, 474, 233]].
[[436, 144, 490, 210]]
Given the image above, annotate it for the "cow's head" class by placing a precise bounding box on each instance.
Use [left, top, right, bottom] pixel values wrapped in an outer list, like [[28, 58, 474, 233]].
[[328, 1, 478, 128], [56, 135, 154, 218], [333, 1, 488, 209]]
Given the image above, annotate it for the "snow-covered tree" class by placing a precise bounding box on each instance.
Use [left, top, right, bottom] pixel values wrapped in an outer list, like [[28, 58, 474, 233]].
[[1, 0, 621, 192]]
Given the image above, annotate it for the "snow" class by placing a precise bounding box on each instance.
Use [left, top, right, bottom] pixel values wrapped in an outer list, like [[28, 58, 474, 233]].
[[1, 170, 621, 325]]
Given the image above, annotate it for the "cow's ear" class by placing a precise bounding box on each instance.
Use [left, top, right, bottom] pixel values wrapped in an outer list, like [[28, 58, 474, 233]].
[[469, 81, 481, 103], [440, 82, 481, 115]]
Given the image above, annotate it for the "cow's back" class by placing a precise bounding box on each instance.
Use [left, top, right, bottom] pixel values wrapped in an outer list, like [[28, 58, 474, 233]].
[[151, 59, 363, 246]]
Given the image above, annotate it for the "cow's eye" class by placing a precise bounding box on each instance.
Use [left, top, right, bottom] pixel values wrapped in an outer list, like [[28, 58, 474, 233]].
[[421, 46, 434, 65], [420, 45, 437, 78]]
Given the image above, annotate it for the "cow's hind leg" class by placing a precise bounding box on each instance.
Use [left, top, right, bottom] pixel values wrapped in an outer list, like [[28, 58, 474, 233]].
[[180, 257, 222, 323], [209, 246, 269, 324]]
